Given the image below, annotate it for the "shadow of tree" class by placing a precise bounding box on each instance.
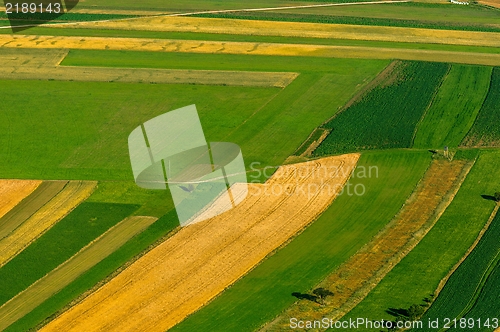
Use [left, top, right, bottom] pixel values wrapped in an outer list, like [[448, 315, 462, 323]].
[[291, 292, 318, 303], [386, 307, 408, 318], [481, 194, 497, 201]]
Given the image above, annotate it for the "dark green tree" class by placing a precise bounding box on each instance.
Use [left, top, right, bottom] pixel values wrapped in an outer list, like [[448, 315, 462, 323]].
[[494, 192, 500, 202], [312, 288, 334, 304], [407, 304, 425, 321]]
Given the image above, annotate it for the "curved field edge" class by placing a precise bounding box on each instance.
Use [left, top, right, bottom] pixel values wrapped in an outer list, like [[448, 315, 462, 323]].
[[0, 180, 41, 220], [0, 181, 97, 268], [39, 155, 359, 332], [338, 150, 500, 331], [0, 202, 138, 308], [263, 158, 471, 330], [414, 208, 500, 331], [170, 150, 431, 332], [0, 216, 157, 331], [462, 67, 500, 148], [413, 64, 492, 149]]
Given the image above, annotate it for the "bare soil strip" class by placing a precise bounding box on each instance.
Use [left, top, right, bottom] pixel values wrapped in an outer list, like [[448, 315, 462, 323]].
[[0, 180, 41, 220], [0, 181, 67, 241], [0, 48, 298, 87], [0, 181, 97, 268], [40, 154, 359, 332], [0, 216, 157, 331], [2, 35, 500, 66], [479, 0, 500, 8], [261, 159, 472, 331], [63, 16, 500, 49]]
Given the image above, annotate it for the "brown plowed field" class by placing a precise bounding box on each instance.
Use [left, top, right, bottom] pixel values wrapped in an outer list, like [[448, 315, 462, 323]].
[[0, 216, 157, 331], [0, 180, 41, 220], [0, 181, 97, 267], [40, 154, 359, 332], [261, 159, 472, 330]]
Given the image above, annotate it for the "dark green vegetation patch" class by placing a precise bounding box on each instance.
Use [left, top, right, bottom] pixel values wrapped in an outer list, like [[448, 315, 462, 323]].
[[314, 61, 449, 156], [416, 213, 500, 331], [462, 67, 500, 148]]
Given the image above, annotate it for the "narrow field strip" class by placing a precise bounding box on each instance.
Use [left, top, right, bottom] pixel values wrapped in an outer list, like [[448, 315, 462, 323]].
[[341, 151, 500, 330], [0, 216, 157, 331], [0, 181, 97, 268], [413, 64, 492, 149], [0, 180, 41, 220], [40, 154, 359, 332], [0, 49, 297, 87], [0, 181, 67, 241], [64, 16, 500, 49], [264, 159, 471, 330], [2, 35, 500, 66]]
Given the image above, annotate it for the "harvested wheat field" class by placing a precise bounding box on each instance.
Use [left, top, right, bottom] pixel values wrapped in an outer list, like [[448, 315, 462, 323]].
[[2, 35, 500, 66], [479, 0, 500, 8], [67, 16, 500, 48], [261, 159, 473, 331], [0, 181, 97, 267], [0, 216, 157, 331], [0, 180, 41, 220], [40, 154, 359, 332]]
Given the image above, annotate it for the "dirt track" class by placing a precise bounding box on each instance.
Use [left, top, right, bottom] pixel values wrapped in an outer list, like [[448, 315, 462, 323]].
[[40, 154, 359, 332]]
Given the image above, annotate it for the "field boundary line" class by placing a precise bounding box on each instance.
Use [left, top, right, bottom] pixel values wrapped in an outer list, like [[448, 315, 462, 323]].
[[260, 158, 474, 331], [410, 63, 452, 148], [0, 216, 157, 331], [0, 1, 411, 30], [424, 202, 500, 331]]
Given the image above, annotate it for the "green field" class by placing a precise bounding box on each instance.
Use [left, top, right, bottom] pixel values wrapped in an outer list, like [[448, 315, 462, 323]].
[[414, 213, 500, 331], [0, 202, 137, 307], [413, 64, 492, 149], [462, 67, 500, 148], [0, 54, 386, 181], [171, 150, 431, 332], [339, 150, 500, 330], [314, 61, 449, 156]]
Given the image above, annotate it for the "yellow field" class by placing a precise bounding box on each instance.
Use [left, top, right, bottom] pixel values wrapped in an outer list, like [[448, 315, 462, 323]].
[[262, 159, 473, 330], [0, 216, 157, 331], [479, 0, 500, 7], [2, 35, 500, 66], [0, 180, 41, 220], [40, 154, 359, 332], [0, 48, 298, 87], [0, 181, 97, 267], [65, 16, 500, 48]]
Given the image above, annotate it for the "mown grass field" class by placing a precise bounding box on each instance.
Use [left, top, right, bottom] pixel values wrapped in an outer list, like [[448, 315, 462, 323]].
[[462, 67, 500, 148], [314, 61, 448, 156], [0, 202, 137, 306], [339, 150, 500, 330], [413, 64, 492, 149], [171, 150, 431, 332], [415, 213, 500, 331], [0, 54, 386, 181]]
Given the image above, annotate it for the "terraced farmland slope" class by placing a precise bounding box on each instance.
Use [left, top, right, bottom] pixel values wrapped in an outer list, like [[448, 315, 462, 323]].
[[415, 211, 500, 331], [0, 180, 41, 220], [40, 154, 358, 332], [340, 151, 500, 330], [413, 64, 492, 149], [462, 67, 500, 148], [171, 150, 431, 332], [315, 61, 448, 155], [264, 158, 471, 330], [0, 216, 157, 331], [0, 181, 97, 267]]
